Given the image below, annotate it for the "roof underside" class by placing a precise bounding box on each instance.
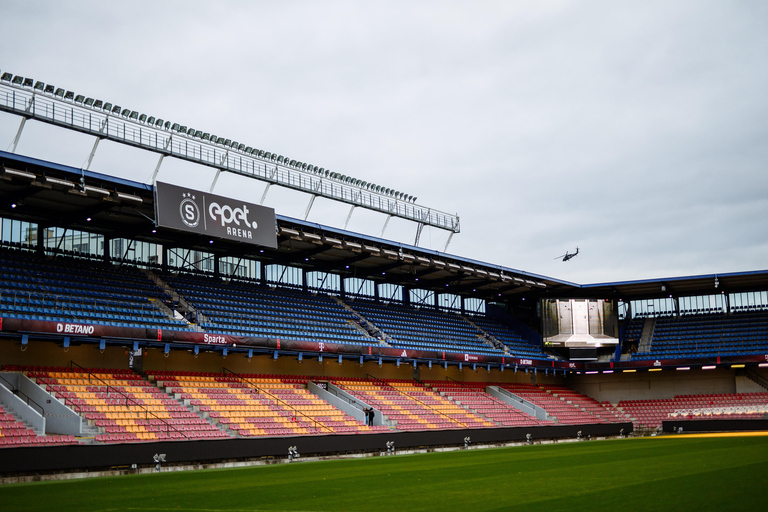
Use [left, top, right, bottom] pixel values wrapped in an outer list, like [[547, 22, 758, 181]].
[[1, 150, 766, 303]]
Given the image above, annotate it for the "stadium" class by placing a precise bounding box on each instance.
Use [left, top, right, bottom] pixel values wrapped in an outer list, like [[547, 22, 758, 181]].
[[2, 4, 767, 509], [0, 63, 767, 483]]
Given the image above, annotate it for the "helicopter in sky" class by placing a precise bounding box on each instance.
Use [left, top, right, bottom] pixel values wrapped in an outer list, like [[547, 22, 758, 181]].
[[554, 247, 579, 262]]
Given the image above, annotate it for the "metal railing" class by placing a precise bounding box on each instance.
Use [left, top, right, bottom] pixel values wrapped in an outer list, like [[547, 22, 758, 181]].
[[223, 368, 333, 434], [366, 373, 467, 428], [0, 82, 460, 233]]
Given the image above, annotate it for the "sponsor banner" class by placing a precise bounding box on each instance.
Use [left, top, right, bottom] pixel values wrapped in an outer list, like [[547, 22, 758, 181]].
[[155, 181, 277, 248], [3, 317, 765, 370], [0, 318, 156, 340]]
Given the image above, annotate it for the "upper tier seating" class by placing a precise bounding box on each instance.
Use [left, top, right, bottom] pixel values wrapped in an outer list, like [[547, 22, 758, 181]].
[[332, 378, 495, 431], [0, 249, 189, 330], [165, 274, 376, 347], [467, 315, 549, 359], [630, 312, 768, 360], [346, 299, 545, 358], [28, 366, 228, 442], [149, 371, 386, 436]]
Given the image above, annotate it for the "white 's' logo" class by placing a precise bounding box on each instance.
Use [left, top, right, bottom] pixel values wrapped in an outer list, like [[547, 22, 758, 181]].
[[179, 193, 201, 228]]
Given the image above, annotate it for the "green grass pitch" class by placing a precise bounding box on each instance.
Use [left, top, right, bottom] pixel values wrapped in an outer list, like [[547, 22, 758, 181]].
[[1, 435, 767, 511]]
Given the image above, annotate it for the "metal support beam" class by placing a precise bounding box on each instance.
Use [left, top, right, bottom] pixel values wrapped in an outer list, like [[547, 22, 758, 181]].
[[84, 137, 100, 171], [9, 117, 26, 154], [442, 231, 455, 253], [209, 169, 221, 193], [8, 94, 34, 154], [414, 223, 425, 246], [149, 136, 172, 184], [344, 205, 356, 230], [84, 118, 108, 171], [303, 194, 317, 221], [379, 214, 393, 238], [259, 183, 271, 205]]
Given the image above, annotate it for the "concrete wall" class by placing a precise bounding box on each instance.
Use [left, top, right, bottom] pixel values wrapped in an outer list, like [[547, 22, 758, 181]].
[[0, 373, 45, 433]]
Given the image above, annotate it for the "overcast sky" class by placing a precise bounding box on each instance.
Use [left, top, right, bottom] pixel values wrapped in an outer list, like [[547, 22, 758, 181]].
[[1, 1, 766, 285]]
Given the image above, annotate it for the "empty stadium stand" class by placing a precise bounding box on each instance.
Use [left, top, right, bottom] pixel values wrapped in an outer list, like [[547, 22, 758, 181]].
[[331, 377, 496, 431], [0, 248, 189, 330], [148, 371, 385, 436], [26, 366, 228, 442], [165, 274, 377, 346], [0, 403, 78, 447], [630, 312, 768, 360], [423, 380, 544, 427], [618, 392, 768, 431]]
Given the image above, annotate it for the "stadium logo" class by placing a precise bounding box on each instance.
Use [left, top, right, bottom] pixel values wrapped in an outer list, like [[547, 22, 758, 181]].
[[179, 192, 201, 228], [208, 202, 258, 231], [519, 359, 533, 365], [569, 362, 577, 368], [464, 354, 479, 362], [653, 360, 661, 366]]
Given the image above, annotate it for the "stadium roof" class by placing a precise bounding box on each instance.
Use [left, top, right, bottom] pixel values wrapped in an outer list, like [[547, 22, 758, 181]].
[[1, 150, 767, 303]]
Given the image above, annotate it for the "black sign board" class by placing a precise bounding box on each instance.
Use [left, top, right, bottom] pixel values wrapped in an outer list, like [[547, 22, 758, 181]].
[[155, 182, 277, 248]]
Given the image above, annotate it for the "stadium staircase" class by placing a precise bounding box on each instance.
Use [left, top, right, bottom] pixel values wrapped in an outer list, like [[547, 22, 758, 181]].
[[332, 296, 392, 346], [149, 370, 385, 437], [142, 269, 208, 331], [23, 365, 228, 443], [332, 377, 494, 431], [423, 380, 543, 427]]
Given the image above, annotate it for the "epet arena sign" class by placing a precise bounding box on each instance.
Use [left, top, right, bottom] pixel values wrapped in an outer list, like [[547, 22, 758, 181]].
[[155, 182, 277, 248]]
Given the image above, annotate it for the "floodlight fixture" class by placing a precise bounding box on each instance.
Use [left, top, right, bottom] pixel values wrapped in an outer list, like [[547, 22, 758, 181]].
[[245, 146, 253, 153], [111, 105, 121, 114], [33, 81, 45, 91], [171, 123, 180, 131], [74, 94, 85, 104], [130, 111, 139, 120], [210, 135, 219, 143], [120, 108, 130, 117], [54, 88, 65, 98], [11, 75, 23, 85], [223, 138, 231, 146], [147, 116, 155, 125], [64, 91, 74, 101], [138, 113, 147, 122], [163, 121, 171, 129], [85, 98, 95, 107], [155, 118, 164, 127], [0, 72, 12, 81], [202, 132, 210, 140], [22, 77, 33, 87], [44, 84, 55, 94]]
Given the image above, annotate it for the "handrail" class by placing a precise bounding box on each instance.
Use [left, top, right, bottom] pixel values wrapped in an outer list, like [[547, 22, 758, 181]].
[[0, 372, 45, 419], [365, 373, 467, 428], [68, 361, 187, 438], [223, 368, 333, 434]]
